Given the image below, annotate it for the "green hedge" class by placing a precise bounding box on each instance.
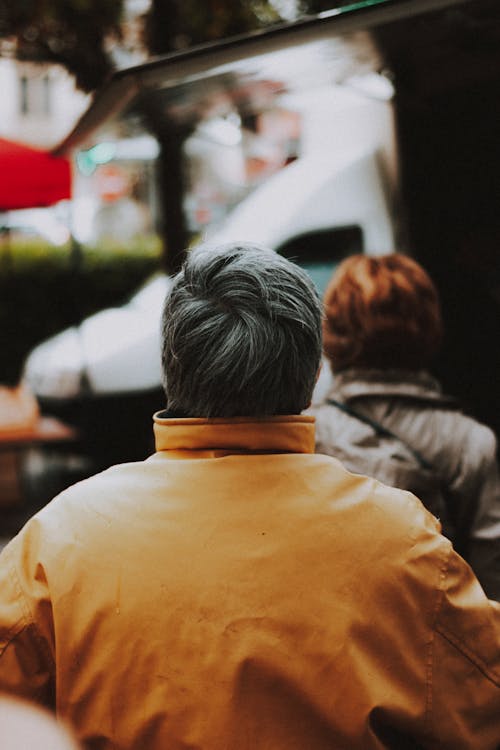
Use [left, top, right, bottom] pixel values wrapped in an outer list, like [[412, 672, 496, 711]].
[[0, 237, 163, 385]]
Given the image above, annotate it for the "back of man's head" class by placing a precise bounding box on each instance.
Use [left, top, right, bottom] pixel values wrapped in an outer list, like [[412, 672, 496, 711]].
[[161, 243, 322, 417]]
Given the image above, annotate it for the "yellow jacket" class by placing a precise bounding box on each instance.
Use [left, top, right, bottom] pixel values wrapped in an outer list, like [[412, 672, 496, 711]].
[[0, 413, 499, 749]]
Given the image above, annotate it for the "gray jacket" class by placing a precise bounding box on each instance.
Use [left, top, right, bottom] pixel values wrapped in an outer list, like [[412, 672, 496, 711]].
[[309, 368, 500, 601]]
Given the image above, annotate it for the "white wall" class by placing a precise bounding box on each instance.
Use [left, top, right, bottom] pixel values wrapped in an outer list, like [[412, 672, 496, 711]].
[[0, 59, 88, 149]]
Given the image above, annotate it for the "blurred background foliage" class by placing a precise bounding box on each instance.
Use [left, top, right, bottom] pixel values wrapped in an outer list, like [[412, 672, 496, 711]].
[[0, 238, 162, 384], [0, 0, 123, 92]]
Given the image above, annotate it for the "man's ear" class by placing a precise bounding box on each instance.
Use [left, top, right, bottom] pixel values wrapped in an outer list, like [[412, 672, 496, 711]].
[[315, 362, 323, 385]]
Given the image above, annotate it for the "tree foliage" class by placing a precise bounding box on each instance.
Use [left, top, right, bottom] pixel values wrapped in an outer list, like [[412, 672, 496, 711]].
[[0, 0, 122, 91], [144, 0, 282, 57]]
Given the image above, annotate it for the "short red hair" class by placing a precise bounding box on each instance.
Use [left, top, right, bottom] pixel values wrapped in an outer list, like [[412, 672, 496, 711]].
[[323, 253, 443, 372]]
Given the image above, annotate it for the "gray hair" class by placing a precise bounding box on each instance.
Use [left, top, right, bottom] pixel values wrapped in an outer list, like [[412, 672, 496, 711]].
[[161, 242, 322, 417]]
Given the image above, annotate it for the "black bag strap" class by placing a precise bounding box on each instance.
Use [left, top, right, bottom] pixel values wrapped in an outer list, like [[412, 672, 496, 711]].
[[326, 397, 434, 471]]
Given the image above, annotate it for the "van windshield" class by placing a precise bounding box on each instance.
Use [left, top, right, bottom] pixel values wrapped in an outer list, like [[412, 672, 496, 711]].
[[277, 225, 363, 296]]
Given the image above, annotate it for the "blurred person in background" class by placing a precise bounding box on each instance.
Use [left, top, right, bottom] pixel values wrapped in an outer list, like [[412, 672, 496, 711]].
[[0, 243, 498, 749], [0, 695, 80, 750], [309, 252, 500, 600]]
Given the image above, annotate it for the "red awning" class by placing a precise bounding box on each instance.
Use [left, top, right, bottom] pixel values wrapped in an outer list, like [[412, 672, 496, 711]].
[[0, 138, 71, 210]]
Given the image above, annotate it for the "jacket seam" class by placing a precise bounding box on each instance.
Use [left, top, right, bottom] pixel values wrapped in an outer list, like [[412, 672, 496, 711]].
[[425, 540, 450, 736], [6, 545, 40, 624], [1, 630, 54, 702], [2, 550, 56, 675], [0, 614, 27, 655], [434, 626, 500, 686], [0, 554, 32, 654], [432, 545, 500, 687]]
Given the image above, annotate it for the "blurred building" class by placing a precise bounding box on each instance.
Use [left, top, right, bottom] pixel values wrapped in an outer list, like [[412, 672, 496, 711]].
[[0, 0, 150, 150], [0, 58, 89, 149]]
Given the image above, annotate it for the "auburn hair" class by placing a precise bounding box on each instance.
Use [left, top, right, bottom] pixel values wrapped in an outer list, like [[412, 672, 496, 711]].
[[322, 253, 443, 372]]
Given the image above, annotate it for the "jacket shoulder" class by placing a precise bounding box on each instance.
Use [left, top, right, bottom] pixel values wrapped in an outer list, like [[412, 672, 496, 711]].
[[308, 450, 444, 542]]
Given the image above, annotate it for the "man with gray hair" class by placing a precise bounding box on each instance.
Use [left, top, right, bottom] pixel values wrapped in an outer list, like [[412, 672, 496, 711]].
[[161, 242, 321, 417], [0, 242, 498, 750]]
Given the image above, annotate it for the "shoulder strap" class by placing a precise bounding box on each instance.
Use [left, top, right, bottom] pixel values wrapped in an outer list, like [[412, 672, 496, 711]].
[[326, 397, 434, 471], [326, 397, 475, 556]]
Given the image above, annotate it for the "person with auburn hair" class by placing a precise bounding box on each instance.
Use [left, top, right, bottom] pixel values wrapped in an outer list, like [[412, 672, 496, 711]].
[[310, 252, 500, 600]]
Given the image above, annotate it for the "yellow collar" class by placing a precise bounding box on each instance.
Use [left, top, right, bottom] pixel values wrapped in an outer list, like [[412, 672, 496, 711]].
[[153, 413, 315, 456]]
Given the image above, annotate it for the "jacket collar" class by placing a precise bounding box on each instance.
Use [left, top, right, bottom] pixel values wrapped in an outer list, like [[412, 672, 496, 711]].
[[328, 368, 455, 405], [153, 412, 315, 456]]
